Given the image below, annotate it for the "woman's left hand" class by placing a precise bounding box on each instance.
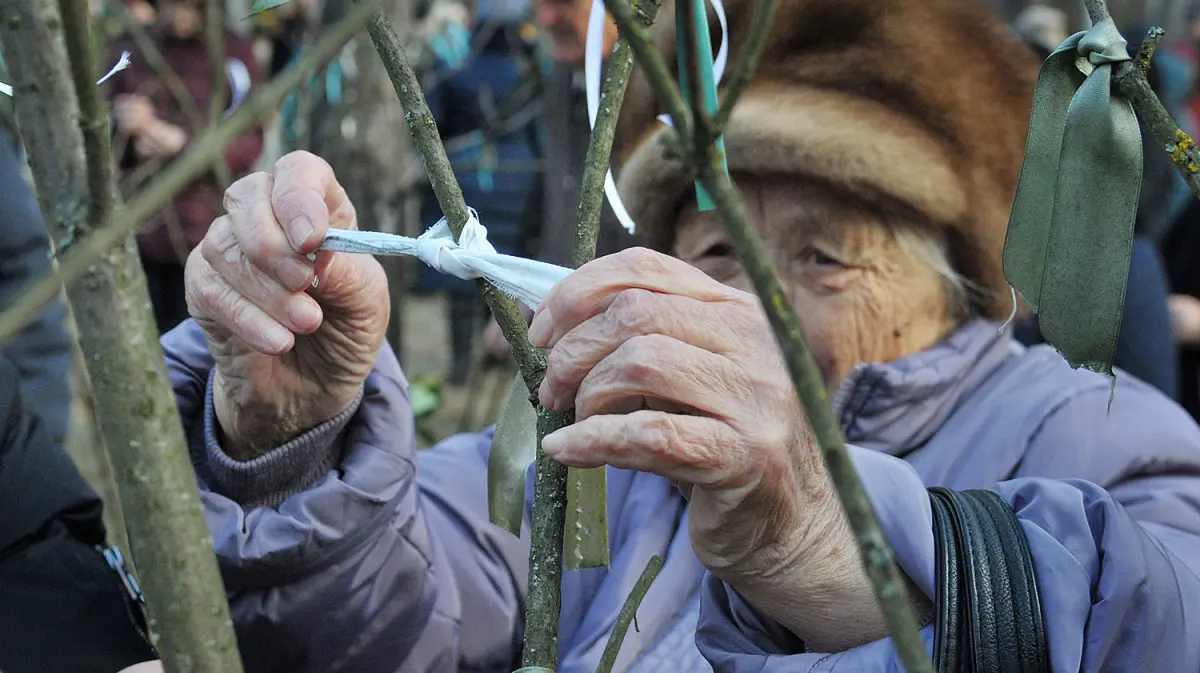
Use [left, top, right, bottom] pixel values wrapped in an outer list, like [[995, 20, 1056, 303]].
[[532, 248, 850, 586]]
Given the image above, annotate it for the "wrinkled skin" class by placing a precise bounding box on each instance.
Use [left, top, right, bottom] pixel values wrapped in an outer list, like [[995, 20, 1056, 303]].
[[187, 152, 949, 651]]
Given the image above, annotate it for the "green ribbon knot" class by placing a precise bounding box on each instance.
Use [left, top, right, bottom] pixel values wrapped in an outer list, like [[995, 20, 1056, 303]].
[[1002, 17, 1143, 375]]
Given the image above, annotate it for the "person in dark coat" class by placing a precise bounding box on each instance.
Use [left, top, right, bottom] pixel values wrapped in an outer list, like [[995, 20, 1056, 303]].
[[0, 353, 157, 673], [419, 12, 542, 383], [106, 0, 263, 335], [0, 124, 73, 447]]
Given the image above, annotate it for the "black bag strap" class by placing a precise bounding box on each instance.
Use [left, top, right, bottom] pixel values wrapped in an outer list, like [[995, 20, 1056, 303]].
[[929, 488, 1050, 673]]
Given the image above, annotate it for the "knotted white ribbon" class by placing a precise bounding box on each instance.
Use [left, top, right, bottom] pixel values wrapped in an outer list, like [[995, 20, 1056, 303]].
[[583, 0, 728, 234], [319, 209, 572, 309]]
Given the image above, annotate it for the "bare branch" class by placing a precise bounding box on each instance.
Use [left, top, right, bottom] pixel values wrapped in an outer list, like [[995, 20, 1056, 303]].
[[597, 555, 664, 673], [1080, 0, 1200, 201], [675, 2, 936, 670], [712, 0, 778, 132], [602, 0, 692, 146], [0, 0, 383, 345], [359, 7, 549, 395], [10, 0, 245, 668]]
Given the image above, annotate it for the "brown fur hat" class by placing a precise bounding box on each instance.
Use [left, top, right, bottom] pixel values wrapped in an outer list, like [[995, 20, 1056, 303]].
[[613, 0, 1040, 319]]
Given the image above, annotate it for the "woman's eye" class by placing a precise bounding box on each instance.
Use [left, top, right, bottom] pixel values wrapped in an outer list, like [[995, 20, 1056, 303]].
[[702, 242, 735, 258], [801, 246, 844, 267]]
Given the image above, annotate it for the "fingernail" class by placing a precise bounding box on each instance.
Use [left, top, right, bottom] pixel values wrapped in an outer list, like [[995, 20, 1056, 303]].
[[538, 377, 554, 409], [288, 297, 322, 332], [528, 307, 552, 346], [275, 257, 313, 291], [541, 431, 565, 456], [287, 215, 315, 250]]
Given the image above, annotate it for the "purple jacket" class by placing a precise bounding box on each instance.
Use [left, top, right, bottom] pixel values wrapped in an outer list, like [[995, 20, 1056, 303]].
[[162, 317, 1200, 672]]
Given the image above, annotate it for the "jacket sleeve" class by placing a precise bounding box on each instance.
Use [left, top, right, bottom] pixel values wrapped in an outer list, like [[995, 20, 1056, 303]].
[[162, 320, 530, 673], [0, 128, 72, 446], [696, 390, 1200, 672]]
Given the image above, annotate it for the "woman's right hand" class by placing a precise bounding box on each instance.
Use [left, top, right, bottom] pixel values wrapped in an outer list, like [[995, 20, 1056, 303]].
[[184, 151, 390, 460]]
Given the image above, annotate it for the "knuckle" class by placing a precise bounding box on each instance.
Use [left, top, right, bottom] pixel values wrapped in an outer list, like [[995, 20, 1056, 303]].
[[614, 246, 664, 275], [630, 414, 678, 457], [200, 216, 237, 265], [223, 172, 271, 211], [606, 288, 656, 335], [616, 334, 667, 386]]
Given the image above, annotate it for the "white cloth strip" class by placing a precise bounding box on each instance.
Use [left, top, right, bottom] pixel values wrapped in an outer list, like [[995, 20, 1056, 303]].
[[2, 50, 131, 97], [584, 0, 728, 234], [319, 209, 572, 310]]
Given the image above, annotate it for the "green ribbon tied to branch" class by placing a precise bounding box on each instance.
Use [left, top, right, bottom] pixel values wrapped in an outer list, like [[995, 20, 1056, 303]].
[[1002, 17, 1143, 376]]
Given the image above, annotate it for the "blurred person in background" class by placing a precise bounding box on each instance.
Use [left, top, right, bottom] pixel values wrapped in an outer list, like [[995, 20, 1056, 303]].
[[0, 97, 72, 447], [1011, 4, 1067, 60], [533, 0, 639, 265], [0, 351, 158, 673], [106, 0, 263, 334], [418, 0, 542, 384]]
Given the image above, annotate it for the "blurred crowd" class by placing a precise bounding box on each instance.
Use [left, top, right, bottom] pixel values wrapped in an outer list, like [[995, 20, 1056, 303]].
[[5, 0, 1200, 670]]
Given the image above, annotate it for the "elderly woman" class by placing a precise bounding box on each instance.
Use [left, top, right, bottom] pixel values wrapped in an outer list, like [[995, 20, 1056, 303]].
[[167, 0, 1200, 670]]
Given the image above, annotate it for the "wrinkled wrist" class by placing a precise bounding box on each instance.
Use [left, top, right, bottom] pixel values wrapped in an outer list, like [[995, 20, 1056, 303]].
[[205, 371, 363, 507], [212, 371, 360, 461]]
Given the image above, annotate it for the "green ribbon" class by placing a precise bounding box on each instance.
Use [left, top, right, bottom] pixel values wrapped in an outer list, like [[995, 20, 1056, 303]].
[[1002, 18, 1143, 374], [676, 0, 728, 212]]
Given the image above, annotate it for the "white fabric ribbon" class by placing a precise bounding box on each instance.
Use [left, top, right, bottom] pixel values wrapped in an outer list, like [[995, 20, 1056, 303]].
[[583, 0, 728, 234], [319, 209, 572, 309]]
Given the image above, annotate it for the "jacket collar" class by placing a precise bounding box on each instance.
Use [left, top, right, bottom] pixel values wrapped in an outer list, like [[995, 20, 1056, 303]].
[[831, 319, 1018, 456]]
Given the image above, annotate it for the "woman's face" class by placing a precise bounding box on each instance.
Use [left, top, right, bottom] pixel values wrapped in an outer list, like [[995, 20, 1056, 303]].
[[163, 1, 202, 38], [673, 175, 956, 389]]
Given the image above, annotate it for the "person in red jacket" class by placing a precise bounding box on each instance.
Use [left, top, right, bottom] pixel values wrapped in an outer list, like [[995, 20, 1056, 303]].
[[106, 0, 263, 334]]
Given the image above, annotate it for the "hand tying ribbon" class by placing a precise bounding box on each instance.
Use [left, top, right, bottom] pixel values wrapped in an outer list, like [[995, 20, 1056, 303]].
[[584, 0, 728, 234], [1002, 17, 1143, 374], [319, 209, 572, 310]]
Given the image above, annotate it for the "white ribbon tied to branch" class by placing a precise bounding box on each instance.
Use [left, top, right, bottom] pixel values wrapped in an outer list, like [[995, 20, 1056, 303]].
[[320, 209, 572, 309], [584, 0, 728, 234], [0, 50, 131, 97]]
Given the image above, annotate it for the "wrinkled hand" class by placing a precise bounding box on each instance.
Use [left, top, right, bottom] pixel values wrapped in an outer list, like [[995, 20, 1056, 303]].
[[531, 248, 845, 578], [530, 248, 899, 650], [185, 151, 389, 459]]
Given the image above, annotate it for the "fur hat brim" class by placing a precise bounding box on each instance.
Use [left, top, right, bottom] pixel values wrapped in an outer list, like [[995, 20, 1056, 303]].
[[616, 83, 969, 251]]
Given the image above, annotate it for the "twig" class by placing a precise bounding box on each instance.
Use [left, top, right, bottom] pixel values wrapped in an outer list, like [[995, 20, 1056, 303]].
[[204, 0, 231, 186], [562, 0, 666, 576], [1080, 0, 1200, 199], [357, 11, 577, 665], [0, 0, 384, 345], [601, 0, 692, 146], [359, 7, 547, 395], [693, 161, 936, 673], [711, 0, 778, 133], [572, 0, 662, 267], [596, 555, 664, 673], [677, 5, 935, 671], [11, 0, 246, 668]]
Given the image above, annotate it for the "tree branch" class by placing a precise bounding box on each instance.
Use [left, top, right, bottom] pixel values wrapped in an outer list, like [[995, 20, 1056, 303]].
[[602, 0, 692, 146], [712, 0, 778, 133], [8, 0, 245, 669], [359, 7, 548, 395], [1080, 0, 1200, 199], [596, 555, 664, 673], [0, 0, 379, 346], [676, 4, 935, 671]]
